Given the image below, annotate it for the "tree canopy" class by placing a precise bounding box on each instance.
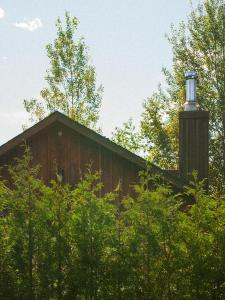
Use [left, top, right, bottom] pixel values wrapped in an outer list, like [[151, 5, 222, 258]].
[[112, 118, 143, 154], [113, 0, 225, 194], [24, 12, 103, 130], [1, 148, 225, 299]]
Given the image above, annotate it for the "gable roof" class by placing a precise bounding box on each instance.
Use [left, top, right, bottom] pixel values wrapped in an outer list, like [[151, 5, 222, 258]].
[[0, 111, 185, 189]]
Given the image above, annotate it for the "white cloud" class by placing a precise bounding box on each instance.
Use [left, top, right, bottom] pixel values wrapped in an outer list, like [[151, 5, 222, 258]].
[[0, 7, 5, 19], [1, 56, 8, 62], [14, 17, 43, 32]]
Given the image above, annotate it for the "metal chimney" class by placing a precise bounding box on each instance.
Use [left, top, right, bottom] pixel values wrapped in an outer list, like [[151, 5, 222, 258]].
[[184, 71, 198, 111]]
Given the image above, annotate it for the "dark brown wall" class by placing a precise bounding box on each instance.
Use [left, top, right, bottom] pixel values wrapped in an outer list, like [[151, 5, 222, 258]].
[[179, 111, 209, 187], [0, 122, 141, 197]]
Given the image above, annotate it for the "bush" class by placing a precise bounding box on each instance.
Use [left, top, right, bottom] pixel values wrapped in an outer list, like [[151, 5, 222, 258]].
[[0, 149, 224, 299]]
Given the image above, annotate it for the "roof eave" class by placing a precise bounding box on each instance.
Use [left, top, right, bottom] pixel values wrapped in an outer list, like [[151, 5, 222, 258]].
[[0, 111, 185, 190]]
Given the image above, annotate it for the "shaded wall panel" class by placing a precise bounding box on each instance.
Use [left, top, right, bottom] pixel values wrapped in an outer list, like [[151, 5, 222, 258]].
[[29, 130, 48, 182], [112, 153, 124, 200], [179, 111, 209, 188], [68, 131, 80, 186], [80, 134, 100, 176], [0, 122, 143, 197], [100, 147, 113, 194]]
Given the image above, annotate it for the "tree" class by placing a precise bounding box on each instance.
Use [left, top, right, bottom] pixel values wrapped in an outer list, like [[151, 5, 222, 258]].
[[67, 170, 117, 298], [24, 12, 103, 130], [1, 147, 47, 299], [177, 174, 225, 299], [141, 0, 225, 193], [121, 173, 182, 299], [112, 118, 143, 154], [1, 149, 225, 298], [141, 87, 179, 169], [0, 181, 17, 299], [112, 0, 225, 193]]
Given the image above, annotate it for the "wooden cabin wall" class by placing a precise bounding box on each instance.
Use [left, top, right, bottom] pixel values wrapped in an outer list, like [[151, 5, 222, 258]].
[[0, 122, 142, 197]]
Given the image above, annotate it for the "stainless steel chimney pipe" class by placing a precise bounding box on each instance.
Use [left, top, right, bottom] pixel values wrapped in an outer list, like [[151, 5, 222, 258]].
[[184, 71, 198, 111]]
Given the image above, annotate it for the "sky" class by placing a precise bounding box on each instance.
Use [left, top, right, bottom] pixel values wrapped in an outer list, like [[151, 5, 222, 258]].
[[0, 0, 199, 145]]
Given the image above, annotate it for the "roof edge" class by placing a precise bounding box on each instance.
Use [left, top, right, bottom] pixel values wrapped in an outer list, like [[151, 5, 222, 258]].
[[0, 111, 185, 189]]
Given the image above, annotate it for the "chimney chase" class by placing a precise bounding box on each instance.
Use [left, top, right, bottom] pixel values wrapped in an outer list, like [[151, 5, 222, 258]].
[[179, 71, 209, 189]]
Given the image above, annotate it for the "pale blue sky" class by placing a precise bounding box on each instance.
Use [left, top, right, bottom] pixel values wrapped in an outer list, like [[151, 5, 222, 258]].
[[0, 0, 199, 144]]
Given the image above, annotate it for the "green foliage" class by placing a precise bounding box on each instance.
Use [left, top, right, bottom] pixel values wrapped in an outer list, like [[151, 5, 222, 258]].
[[24, 12, 103, 130], [112, 0, 225, 193], [141, 88, 179, 168], [141, 0, 225, 193], [0, 149, 225, 299], [67, 171, 117, 298], [112, 118, 143, 154]]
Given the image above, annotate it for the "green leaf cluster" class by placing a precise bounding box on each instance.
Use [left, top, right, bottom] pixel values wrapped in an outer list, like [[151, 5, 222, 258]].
[[112, 118, 144, 154], [1, 148, 225, 299], [24, 12, 103, 130], [112, 0, 225, 193]]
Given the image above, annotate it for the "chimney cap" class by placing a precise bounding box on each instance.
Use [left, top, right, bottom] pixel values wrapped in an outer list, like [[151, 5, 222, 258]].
[[185, 71, 197, 79]]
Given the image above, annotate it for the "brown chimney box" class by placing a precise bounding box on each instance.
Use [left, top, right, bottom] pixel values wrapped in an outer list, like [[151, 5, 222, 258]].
[[178, 71, 209, 189], [179, 110, 209, 186]]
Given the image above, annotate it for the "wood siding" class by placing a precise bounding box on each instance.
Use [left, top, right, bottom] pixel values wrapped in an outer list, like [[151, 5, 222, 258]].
[[179, 111, 209, 188], [0, 121, 141, 197]]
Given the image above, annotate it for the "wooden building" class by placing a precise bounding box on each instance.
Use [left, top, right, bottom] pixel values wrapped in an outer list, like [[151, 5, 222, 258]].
[[0, 71, 210, 198], [0, 106, 209, 196], [0, 111, 191, 196]]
